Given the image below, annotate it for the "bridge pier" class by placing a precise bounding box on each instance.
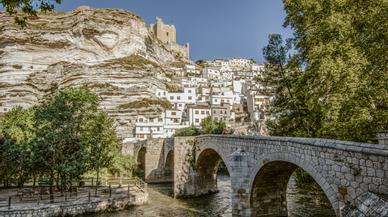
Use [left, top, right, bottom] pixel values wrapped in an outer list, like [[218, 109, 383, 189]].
[[131, 139, 175, 183], [229, 149, 252, 217]]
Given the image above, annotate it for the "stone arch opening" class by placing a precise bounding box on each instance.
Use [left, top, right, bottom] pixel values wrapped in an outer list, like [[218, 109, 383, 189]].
[[164, 150, 174, 180], [195, 148, 230, 195], [136, 147, 146, 180], [250, 161, 336, 217]]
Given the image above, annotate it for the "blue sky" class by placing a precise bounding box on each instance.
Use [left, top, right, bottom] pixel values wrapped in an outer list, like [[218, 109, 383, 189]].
[[4, 0, 293, 63]]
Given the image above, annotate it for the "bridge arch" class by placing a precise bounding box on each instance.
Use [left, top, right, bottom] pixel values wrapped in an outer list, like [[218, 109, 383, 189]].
[[164, 150, 174, 179], [136, 147, 146, 179], [249, 152, 339, 217], [195, 147, 232, 195]]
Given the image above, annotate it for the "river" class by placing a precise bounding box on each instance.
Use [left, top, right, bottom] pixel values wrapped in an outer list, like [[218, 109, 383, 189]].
[[90, 175, 335, 217]]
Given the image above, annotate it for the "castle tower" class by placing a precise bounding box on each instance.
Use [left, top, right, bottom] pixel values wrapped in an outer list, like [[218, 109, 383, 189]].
[[154, 17, 176, 44], [152, 17, 190, 59]]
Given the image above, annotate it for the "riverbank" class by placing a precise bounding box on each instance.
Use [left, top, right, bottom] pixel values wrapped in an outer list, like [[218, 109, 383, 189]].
[[0, 191, 148, 217]]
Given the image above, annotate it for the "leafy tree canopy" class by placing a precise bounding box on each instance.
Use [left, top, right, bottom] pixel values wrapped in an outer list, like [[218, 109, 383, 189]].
[[174, 116, 233, 137], [263, 0, 388, 143], [0, 86, 124, 193], [1, 0, 62, 26]]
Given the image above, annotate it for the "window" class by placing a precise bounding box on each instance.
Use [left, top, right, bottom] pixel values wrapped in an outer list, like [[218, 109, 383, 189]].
[[188, 89, 192, 93], [188, 96, 192, 100], [170, 96, 174, 100], [178, 104, 182, 107], [195, 110, 199, 114], [139, 118, 143, 122], [201, 111, 205, 115], [177, 96, 181, 100], [158, 118, 163, 122], [195, 118, 199, 123], [139, 135, 144, 138], [140, 127, 143, 131], [157, 127, 160, 131], [206, 111, 210, 115], [172, 112, 176, 115]]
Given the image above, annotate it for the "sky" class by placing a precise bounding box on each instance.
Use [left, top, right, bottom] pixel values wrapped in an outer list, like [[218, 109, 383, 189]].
[[4, 0, 294, 63]]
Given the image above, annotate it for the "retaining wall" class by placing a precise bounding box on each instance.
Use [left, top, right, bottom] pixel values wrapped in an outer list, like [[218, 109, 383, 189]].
[[0, 193, 148, 217]]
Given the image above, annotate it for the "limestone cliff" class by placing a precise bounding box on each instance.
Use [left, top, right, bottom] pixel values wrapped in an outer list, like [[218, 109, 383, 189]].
[[0, 6, 187, 138]]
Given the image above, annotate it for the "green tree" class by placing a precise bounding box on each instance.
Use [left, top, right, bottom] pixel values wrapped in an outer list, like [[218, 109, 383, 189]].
[[0, 107, 35, 187], [1, 0, 62, 26], [201, 116, 217, 134], [174, 126, 201, 137], [108, 154, 137, 177], [201, 116, 230, 135], [264, 0, 388, 143], [260, 34, 311, 137], [33, 86, 99, 198], [83, 111, 120, 188]]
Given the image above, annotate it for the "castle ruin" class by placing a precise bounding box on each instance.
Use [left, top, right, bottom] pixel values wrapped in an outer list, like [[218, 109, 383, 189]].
[[151, 17, 190, 59]]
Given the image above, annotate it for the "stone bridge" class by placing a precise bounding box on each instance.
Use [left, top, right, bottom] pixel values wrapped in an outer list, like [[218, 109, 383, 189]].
[[122, 138, 174, 183], [131, 135, 388, 217]]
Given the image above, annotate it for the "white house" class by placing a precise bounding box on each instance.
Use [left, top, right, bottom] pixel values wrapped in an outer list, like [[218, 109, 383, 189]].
[[203, 67, 221, 80], [233, 79, 245, 94], [163, 109, 189, 137], [135, 114, 165, 140], [250, 64, 264, 72], [155, 88, 168, 99], [135, 110, 190, 139], [247, 90, 273, 122], [188, 103, 211, 127], [166, 87, 197, 111], [181, 77, 208, 88], [211, 90, 235, 106], [229, 58, 254, 70], [184, 64, 201, 76]]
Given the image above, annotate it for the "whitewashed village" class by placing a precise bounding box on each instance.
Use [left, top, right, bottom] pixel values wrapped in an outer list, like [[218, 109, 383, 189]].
[[130, 18, 273, 142]]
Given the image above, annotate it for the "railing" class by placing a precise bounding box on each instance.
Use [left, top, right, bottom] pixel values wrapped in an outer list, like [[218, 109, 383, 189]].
[[0, 177, 147, 210]]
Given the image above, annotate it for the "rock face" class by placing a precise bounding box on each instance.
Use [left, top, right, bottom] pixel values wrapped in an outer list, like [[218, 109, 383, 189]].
[[0, 6, 187, 138]]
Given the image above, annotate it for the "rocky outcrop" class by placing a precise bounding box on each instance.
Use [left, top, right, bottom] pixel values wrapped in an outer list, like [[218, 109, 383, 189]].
[[0, 6, 188, 138]]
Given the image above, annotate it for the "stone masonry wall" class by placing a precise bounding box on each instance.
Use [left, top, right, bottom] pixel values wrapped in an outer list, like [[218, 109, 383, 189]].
[[144, 139, 174, 183], [174, 135, 388, 217], [0, 193, 148, 217]]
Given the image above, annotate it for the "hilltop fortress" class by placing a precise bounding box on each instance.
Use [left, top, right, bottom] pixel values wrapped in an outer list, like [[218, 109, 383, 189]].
[[150, 17, 190, 59]]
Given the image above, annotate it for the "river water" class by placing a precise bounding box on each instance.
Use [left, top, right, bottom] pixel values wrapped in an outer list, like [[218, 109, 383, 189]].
[[91, 175, 335, 217]]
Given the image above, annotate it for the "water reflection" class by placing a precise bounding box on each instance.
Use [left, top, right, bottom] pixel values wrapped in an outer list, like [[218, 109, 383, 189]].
[[90, 175, 335, 217], [288, 176, 336, 217]]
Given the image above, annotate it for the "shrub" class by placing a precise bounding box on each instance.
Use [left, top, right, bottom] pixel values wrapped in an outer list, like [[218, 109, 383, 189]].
[[174, 126, 201, 137], [118, 98, 172, 110]]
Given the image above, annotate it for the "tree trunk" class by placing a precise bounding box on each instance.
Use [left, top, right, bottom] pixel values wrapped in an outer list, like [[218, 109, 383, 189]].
[[49, 171, 54, 203], [95, 167, 100, 196], [33, 175, 36, 189]]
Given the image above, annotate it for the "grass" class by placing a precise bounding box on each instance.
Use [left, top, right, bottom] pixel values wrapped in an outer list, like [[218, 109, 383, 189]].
[[171, 61, 186, 68], [101, 55, 160, 69], [165, 83, 181, 92], [87, 83, 119, 91], [12, 64, 22, 69], [118, 98, 172, 110]]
